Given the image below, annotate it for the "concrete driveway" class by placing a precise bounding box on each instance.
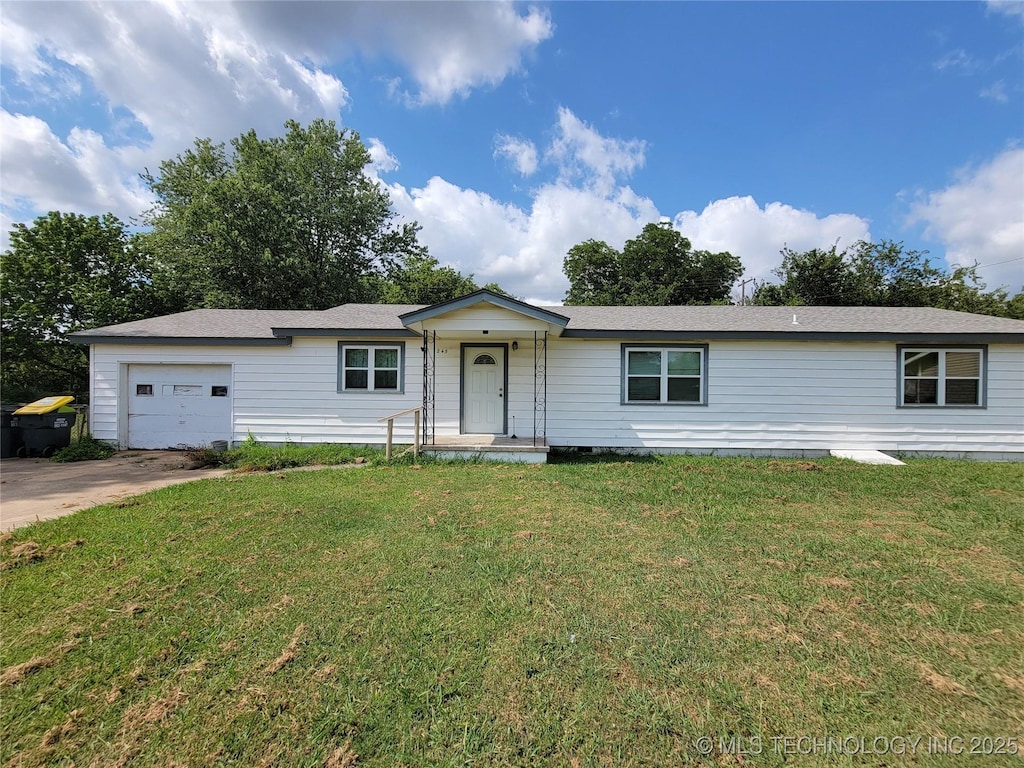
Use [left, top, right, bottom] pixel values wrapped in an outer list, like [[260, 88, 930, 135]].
[[0, 451, 232, 530]]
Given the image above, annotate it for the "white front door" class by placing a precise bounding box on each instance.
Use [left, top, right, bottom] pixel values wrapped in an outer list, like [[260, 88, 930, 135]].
[[463, 346, 505, 434]]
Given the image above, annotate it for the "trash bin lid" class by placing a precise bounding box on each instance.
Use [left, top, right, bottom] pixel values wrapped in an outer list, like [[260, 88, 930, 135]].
[[13, 396, 75, 415]]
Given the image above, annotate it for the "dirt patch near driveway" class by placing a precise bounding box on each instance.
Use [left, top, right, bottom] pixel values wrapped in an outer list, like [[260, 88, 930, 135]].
[[0, 451, 232, 530]]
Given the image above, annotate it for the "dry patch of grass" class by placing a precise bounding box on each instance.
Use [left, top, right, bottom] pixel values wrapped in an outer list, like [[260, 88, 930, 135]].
[[917, 663, 969, 695], [0, 638, 82, 687], [324, 741, 359, 767], [0, 538, 83, 570], [0, 655, 52, 687], [264, 624, 306, 674]]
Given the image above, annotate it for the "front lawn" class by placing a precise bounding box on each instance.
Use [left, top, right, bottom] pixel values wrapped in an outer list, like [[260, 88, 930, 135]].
[[2, 457, 1022, 766]]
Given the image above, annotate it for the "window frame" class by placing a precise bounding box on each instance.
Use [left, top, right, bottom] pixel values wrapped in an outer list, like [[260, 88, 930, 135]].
[[620, 343, 708, 406], [897, 345, 986, 409], [337, 342, 405, 394]]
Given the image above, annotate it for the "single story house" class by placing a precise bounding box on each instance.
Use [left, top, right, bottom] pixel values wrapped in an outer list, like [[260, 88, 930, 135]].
[[71, 289, 1024, 461]]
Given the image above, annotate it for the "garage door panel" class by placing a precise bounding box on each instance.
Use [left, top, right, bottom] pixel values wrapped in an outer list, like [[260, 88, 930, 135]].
[[127, 364, 231, 449]]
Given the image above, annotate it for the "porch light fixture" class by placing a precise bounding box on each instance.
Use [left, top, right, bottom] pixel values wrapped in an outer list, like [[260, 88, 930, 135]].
[[512, 341, 518, 351]]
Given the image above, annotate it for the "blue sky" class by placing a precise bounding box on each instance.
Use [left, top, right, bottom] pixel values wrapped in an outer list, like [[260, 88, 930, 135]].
[[1, 1, 1022, 303]]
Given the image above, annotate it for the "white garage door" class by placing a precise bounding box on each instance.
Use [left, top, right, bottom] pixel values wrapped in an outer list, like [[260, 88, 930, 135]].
[[127, 364, 232, 449]]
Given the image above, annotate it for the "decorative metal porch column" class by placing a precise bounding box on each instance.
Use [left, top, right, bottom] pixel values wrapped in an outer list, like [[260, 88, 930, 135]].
[[421, 330, 436, 445], [533, 330, 547, 447]]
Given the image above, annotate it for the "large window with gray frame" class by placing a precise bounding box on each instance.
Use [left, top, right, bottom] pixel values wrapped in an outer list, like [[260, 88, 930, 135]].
[[899, 347, 984, 407], [338, 343, 405, 393], [621, 344, 707, 405]]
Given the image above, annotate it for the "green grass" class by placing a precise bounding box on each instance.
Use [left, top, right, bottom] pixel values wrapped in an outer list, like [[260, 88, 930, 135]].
[[1, 457, 1022, 766]]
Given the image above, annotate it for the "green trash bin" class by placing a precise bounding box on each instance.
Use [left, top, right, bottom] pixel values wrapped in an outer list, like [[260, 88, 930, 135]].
[[12, 397, 77, 458], [1, 406, 24, 459]]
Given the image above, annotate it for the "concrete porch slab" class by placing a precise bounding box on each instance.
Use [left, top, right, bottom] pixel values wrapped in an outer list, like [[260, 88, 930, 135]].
[[422, 435, 549, 463]]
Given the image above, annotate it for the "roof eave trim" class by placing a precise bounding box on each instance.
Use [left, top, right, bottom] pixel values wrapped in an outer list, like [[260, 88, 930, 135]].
[[399, 289, 569, 328], [69, 336, 293, 347], [560, 330, 1024, 343], [271, 327, 420, 338]]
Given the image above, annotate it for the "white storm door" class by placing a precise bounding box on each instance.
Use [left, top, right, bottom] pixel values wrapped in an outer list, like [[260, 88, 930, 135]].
[[463, 346, 505, 434]]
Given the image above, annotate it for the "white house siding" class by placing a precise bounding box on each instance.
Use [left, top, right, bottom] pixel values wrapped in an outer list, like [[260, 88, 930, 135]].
[[542, 339, 1024, 456], [89, 338, 423, 448], [90, 337, 1024, 456]]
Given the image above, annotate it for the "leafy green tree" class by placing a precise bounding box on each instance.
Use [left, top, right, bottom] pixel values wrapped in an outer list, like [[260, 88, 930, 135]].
[[563, 222, 742, 305], [850, 240, 949, 307], [480, 282, 514, 298], [376, 252, 479, 304], [142, 119, 423, 310], [1, 212, 159, 401], [752, 245, 864, 306], [754, 240, 1023, 317], [564, 240, 623, 305]]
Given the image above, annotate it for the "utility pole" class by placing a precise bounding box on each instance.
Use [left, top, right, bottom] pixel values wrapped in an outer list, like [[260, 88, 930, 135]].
[[738, 278, 756, 305]]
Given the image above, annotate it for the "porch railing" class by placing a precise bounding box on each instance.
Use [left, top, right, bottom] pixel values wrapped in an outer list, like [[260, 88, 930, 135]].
[[377, 406, 422, 460]]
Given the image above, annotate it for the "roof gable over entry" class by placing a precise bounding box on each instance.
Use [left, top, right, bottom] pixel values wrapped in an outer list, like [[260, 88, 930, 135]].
[[400, 290, 569, 338]]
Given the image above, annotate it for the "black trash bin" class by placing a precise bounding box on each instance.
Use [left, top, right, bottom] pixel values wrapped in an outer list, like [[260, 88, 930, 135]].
[[1, 405, 24, 459], [11, 397, 77, 458]]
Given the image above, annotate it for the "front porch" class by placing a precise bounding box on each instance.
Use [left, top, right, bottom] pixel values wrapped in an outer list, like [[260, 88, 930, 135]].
[[421, 435, 550, 463], [398, 290, 569, 458]]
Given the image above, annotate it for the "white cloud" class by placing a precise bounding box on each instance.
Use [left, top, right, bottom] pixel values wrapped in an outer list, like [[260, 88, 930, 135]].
[[494, 106, 648, 187], [0, 1, 550, 244], [909, 147, 1024, 291], [382, 112, 873, 303], [386, 3, 552, 105], [546, 107, 647, 194], [494, 135, 539, 176], [289, 59, 349, 111], [980, 80, 1009, 102], [987, 0, 1024, 20], [230, 1, 553, 106], [934, 48, 977, 72], [384, 110, 660, 301], [389, 177, 874, 304], [674, 197, 873, 285], [0, 13, 48, 79], [386, 174, 659, 303], [0, 111, 152, 219], [0, 4, 913, 306], [366, 138, 400, 174]]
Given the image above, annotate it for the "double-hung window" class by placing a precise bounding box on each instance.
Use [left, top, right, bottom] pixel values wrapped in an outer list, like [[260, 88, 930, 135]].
[[899, 347, 984, 407], [622, 345, 706, 404], [338, 343, 404, 393]]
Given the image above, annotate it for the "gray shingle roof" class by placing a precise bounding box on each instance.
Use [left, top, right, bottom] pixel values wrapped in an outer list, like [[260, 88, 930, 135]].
[[279, 304, 422, 331], [71, 301, 1024, 343], [549, 304, 1024, 336], [72, 309, 321, 340]]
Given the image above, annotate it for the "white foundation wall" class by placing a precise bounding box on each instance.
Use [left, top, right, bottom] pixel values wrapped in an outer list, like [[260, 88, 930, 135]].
[[543, 338, 1024, 455]]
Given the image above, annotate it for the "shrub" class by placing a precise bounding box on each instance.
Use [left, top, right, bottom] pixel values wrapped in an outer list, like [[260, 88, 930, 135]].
[[51, 435, 116, 462]]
